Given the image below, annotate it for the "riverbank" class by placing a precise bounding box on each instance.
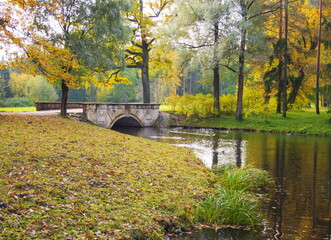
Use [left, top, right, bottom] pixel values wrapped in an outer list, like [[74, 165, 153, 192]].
[[0, 115, 213, 239], [169, 110, 331, 136]]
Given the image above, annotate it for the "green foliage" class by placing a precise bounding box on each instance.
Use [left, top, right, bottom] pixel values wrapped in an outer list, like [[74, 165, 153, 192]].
[[0, 115, 212, 239], [219, 165, 274, 192], [8, 73, 58, 102], [0, 69, 11, 99], [0, 75, 5, 105], [1, 97, 35, 107], [27, 76, 59, 102], [195, 165, 274, 227], [195, 188, 260, 226]]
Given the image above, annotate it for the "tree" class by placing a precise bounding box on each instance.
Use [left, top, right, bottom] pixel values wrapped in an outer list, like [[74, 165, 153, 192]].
[[262, 0, 331, 112], [126, 0, 173, 103], [315, 0, 323, 114], [282, 0, 288, 117], [0, 74, 5, 103], [0, 0, 131, 115], [8, 72, 58, 101], [0, 69, 11, 98], [169, 0, 232, 116], [28, 76, 59, 102], [234, 0, 279, 120], [8, 72, 29, 98]]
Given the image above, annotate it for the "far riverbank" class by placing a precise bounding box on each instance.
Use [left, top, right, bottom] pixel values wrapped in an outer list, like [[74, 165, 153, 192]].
[[165, 110, 331, 136]]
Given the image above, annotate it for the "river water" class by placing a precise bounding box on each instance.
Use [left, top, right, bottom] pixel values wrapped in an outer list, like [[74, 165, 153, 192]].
[[114, 127, 331, 240]]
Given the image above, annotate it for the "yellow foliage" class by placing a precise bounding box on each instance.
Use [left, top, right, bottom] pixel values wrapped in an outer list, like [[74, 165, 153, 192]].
[[220, 94, 237, 114], [1, 0, 129, 92], [165, 93, 215, 118]]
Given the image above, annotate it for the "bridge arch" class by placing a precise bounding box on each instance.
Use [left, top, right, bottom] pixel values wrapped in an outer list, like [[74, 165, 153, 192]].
[[82, 103, 160, 128], [110, 114, 143, 129]]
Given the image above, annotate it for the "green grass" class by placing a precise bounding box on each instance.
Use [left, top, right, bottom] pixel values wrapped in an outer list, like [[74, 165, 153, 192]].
[[0, 115, 213, 239], [195, 164, 274, 227], [0, 107, 36, 112], [171, 109, 331, 136]]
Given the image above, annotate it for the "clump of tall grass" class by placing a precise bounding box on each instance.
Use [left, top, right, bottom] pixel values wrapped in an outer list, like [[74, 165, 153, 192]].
[[195, 164, 274, 227]]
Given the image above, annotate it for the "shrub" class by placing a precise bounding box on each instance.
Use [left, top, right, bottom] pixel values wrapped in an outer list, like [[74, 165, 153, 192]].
[[164, 93, 181, 112], [1, 98, 35, 107], [165, 93, 215, 118], [220, 94, 236, 114]]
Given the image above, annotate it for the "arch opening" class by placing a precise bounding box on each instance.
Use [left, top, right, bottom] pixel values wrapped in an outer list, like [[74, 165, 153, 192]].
[[111, 116, 142, 129]]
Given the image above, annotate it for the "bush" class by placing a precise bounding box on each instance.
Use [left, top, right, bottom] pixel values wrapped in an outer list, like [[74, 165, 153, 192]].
[[220, 94, 237, 114], [165, 93, 215, 118], [1, 98, 35, 107]]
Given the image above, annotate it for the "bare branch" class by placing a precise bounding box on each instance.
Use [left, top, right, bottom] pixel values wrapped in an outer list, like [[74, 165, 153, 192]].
[[221, 64, 237, 73], [131, 39, 142, 49], [149, 38, 155, 45], [247, 0, 255, 10], [178, 42, 214, 49], [107, 69, 121, 83], [126, 49, 143, 57], [127, 64, 143, 69], [248, 6, 280, 20], [149, 0, 169, 18]]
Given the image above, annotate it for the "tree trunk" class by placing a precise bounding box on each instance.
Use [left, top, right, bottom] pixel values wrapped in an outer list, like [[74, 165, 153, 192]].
[[315, 0, 322, 114], [282, 0, 289, 118], [213, 23, 220, 116], [213, 65, 220, 116], [276, 81, 283, 113], [277, 0, 283, 113], [60, 80, 69, 116], [288, 69, 304, 105], [236, 21, 247, 121], [141, 39, 151, 103]]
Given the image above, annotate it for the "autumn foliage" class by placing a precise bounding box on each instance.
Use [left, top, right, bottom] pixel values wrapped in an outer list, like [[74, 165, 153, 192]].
[[0, 0, 130, 114]]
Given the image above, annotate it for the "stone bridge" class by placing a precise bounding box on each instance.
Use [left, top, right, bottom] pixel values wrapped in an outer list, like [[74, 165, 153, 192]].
[[82, 103, 160, 128]]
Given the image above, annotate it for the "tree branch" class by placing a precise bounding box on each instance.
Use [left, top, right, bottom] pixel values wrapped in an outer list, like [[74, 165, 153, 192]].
[[127, 64, 143, 69], [178, 42, 213, 49], [188, 2, 204, 21], [107, 69, 121, 83], [131, 39, 142, 49], [149, 0, 169, 18], [247, 0, 255, 10], [221, 64, 237, 73], [126, 49, 143, 57], [248, 6, 280, 20]]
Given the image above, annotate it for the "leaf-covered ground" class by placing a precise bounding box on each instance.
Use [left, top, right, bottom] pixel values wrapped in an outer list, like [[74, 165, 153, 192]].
[[0, 115, 213, 239]]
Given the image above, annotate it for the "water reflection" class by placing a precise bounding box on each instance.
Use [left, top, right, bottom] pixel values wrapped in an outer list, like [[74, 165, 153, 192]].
[[113, 127, 331, 240]]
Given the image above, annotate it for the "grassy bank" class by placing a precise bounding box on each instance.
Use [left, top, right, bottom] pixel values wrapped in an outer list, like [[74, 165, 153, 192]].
[[0, 115, 213, 239], [172, 110, 331, 136]]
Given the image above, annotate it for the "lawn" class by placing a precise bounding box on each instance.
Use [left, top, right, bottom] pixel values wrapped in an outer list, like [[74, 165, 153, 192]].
[[171, 110, 331, 136], [0, 115, 213, 239]]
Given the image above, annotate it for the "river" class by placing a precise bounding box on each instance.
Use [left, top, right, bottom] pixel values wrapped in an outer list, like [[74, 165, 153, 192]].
[[114, 127, 331, 240]]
